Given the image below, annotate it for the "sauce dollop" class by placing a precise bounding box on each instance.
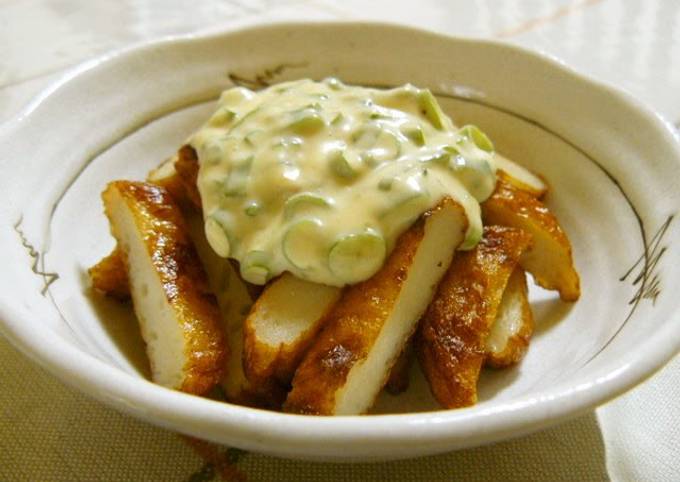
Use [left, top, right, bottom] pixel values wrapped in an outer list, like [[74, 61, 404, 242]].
[[191, 79, 496, 286]]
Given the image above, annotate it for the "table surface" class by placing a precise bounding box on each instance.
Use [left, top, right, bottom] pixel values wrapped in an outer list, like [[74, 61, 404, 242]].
[[2, 1, 679, 481]]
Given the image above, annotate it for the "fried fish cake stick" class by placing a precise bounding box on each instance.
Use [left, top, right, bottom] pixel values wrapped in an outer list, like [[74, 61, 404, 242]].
[[482, 180, 580, 301], [417, 226, 532, 409], [102, 181, 226, 395], [182, 207, 284, 407], [90, 154, 192, 300], [243, 273, 342, 388], [494, 153, 548, 198], [284, 198, 468, 415], [484, 268, 533, 368], [149, 151, 271, 404], [89, 247, 129, 300], [151, 150, 273, 404]]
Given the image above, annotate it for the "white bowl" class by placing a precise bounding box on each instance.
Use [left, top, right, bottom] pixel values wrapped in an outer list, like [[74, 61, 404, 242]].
[[1, 22, 679, 461]]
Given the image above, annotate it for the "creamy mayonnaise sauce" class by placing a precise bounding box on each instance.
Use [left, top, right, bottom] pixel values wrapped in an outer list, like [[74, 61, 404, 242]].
[[191, 78, 497, 286]]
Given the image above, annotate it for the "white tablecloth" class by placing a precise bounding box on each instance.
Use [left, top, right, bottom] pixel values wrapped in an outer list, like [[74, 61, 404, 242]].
[[2, 1, 679, 480]]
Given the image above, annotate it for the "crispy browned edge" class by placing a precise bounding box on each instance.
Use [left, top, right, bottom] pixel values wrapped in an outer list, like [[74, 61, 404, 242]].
[[103, 180, 226, 395], [482, 179, 580, 301], [242, 278, 341, 388], [284, 198, 466, 415], [385, 341, 414, 395], [416, 225, 532, 409], [484, 268, 534, 368], [89, 248, 129, 300], [89, 155, 190, 300]]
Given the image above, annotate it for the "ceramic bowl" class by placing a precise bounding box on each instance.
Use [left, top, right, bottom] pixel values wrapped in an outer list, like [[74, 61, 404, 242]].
[[1, 22, 679, 461]]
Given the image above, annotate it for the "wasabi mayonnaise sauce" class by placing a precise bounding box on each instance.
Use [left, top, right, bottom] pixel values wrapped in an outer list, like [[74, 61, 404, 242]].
[[191, 78, 497, 286]]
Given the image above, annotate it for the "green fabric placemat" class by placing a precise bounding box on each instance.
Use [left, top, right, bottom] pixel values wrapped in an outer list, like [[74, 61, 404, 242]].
[[1, 338, 608, 481]]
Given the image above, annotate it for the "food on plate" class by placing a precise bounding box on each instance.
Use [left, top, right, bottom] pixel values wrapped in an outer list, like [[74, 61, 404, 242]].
[[284, 198, 468, 415], [416, 225, 532, 408], [101, 181, 226, 395], [484, 267, 533, 368], [482, 180, 580, 301], [90, 77, 579, 414]]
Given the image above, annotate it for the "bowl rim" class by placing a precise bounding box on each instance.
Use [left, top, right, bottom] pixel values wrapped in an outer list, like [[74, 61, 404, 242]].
[[1, 20, 680, 458]]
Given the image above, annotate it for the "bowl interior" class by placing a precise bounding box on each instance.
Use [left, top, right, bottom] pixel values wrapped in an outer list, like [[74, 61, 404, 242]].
[[2, 23, 680, 459], [41, 90, 661, 413]]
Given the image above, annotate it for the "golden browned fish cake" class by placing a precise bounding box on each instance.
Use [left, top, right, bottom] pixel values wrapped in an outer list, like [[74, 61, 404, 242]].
[[182, 205, 285, 408], [484, 267, 534, 368], [90, 154, 195, 300], [103, 180, 226, 395], [416, 225, 532, 409], [243, 273, 342, 388], [89, 247, 129, 300], [284, 198, 468, 415], [482, 180, 580, 301]]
